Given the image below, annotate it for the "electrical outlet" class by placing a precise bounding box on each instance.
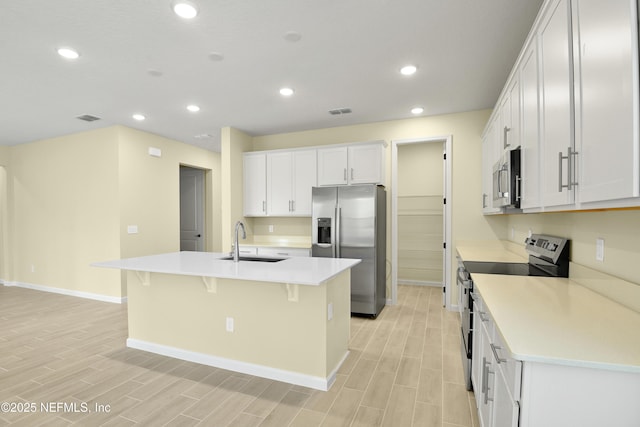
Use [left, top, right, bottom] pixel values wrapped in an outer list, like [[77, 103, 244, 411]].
[[596, 238, 605, 262], [30, 264, 35, 273], [327, 302, 334, 321], [511, 227, 515, 239], [226, 317, 234, 332], [127, 225, 138, 234], [268, 225, 274, 233]]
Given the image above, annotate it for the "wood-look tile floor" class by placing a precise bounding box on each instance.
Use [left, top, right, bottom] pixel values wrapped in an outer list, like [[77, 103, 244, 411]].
[[0, 284, 479, 427]]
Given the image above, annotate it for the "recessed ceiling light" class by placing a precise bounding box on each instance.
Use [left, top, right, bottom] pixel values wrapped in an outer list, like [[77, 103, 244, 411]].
[[411, 107, 424, 115], [57, 47, 80, 60], [187, 105, 200, 112], [279, 87, 295, 97], [132, 114, 146, 121], [400, 65, 418, 76], [172, 1, 198, 19]]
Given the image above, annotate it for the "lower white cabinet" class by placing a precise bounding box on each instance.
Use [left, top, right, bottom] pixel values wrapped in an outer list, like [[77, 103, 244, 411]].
[[472, 286, 640, 427], [473, 293, 518, 427]]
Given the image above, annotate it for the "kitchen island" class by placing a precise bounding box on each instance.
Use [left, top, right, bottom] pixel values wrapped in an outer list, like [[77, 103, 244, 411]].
[[93, 252, 360, 391]]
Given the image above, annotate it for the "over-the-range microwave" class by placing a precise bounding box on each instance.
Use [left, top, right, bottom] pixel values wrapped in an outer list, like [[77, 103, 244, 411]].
[[492, 146, 521, 208]]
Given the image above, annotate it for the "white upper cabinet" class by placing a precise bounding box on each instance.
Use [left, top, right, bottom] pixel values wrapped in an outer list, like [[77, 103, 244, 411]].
[[266, 149, 317, 216], [482, 117, 503, 214], [347, 144, 384, 184], [243, 153, 267, 217], [572, 0, 639, 204], [317, 142, 385, 186], [520, 38, 542, 210], [539, 0, 575, 209], [500, 78, 521, 152], [245, 141, 384, 217], [317, 147, 349, 185]]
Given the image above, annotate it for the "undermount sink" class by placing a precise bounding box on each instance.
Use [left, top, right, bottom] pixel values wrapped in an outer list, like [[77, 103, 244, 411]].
[[218, 255, 286, 263]]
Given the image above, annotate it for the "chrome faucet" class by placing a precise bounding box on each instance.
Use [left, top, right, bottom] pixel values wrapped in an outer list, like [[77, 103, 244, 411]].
[[233, 221, 246, 262]]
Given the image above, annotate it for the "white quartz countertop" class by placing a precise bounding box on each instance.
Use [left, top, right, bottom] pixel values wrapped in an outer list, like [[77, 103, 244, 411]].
[[93, 252, 360, 286], [472, 273, 640, 373]]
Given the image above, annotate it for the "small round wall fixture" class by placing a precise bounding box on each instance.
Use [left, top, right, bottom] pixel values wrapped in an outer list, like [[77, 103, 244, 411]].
[[172, 1, 198, 19], [132, 114, 146, 121], [411, 107, 424, 115], [57, 47, 80, 60]]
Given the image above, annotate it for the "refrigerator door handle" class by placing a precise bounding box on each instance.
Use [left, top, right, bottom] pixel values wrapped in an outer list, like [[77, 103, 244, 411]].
[[335, 206, 341, 258]]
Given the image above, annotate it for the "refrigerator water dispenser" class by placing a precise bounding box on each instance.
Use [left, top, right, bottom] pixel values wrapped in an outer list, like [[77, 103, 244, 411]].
[[317, 218, 332, 244]]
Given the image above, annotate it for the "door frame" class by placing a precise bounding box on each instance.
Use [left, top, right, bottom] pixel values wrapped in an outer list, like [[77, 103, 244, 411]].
[[390, 135, 453, 309]]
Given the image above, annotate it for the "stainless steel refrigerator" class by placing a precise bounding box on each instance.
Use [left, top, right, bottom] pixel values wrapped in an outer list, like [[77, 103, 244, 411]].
[[312, 184, 386, 317]]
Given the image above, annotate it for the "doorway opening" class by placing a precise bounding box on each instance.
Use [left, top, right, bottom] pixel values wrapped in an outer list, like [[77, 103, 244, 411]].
[[180, 165, 206, 251], [391, 136, 452, 309]]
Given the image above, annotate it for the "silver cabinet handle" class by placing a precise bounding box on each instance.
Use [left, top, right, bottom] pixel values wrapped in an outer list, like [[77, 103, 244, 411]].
[[503, 126, 511, 149], [515, 175, 521, 201], [343, 168, 347, 181], [490, 343, 508, 364], [482, 193, 487, 208], [559, 146, 579, 192], [351, 168, 354, 180], [482, 357, 489, 403], [277, 252, 289, 256], [262, 200, 266, 212]]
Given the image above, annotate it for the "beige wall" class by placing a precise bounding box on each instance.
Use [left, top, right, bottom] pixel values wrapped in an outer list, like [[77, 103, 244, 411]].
[[9, 127, 122, 297], [250, 109, 505, 300], [3, 126, 220, 299], [221, 127, 254, 251], [507, 209, 640, 286]]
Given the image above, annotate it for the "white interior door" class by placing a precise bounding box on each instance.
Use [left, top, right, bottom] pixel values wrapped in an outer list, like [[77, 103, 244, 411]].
[[180, 166, 205, 251]]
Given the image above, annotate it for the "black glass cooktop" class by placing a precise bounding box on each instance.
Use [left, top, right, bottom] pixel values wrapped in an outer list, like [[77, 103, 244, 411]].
[[462, 261, 554, 277]]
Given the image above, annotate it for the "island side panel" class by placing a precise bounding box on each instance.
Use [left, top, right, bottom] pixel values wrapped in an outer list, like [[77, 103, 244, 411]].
[[125, 271, 343, 380], [325, 270, 351, 375]]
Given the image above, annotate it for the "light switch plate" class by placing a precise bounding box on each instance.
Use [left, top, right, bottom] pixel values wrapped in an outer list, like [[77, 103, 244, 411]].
[[596, 238, 604, 262]]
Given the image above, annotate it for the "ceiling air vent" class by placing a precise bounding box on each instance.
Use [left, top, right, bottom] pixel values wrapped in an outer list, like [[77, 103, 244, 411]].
[[76, 114, 101, 122], [328, 108, 352, 115]]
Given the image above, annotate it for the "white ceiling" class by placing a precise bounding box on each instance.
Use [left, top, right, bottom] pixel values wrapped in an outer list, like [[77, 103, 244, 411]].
[[0, 0, 544, 152]]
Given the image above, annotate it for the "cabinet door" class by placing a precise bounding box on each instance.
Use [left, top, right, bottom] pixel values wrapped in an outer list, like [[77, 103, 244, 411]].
[[472, 300, 484, 405], [318, 147, 348, 186], [243, 153, 267, 216], [520, 39, 542, 210], [348, 144, 383, 184], [539, 0, 575, 208], [573, 0, 639, 203], [266, 152, 293, 216], [493, 369, 519, 427], [292, 150, 317, 216], [482, 119, 502, 214], [479, 321, 495, 427], [500, 79, 520, 152]]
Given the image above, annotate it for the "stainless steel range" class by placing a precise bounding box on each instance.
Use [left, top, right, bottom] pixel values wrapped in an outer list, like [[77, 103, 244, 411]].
[[458, 234, 571, 391]]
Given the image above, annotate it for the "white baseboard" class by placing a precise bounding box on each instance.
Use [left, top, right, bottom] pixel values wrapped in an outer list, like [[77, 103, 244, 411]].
[[1, 280, 126, 304], [127, 338, 346, 391]]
